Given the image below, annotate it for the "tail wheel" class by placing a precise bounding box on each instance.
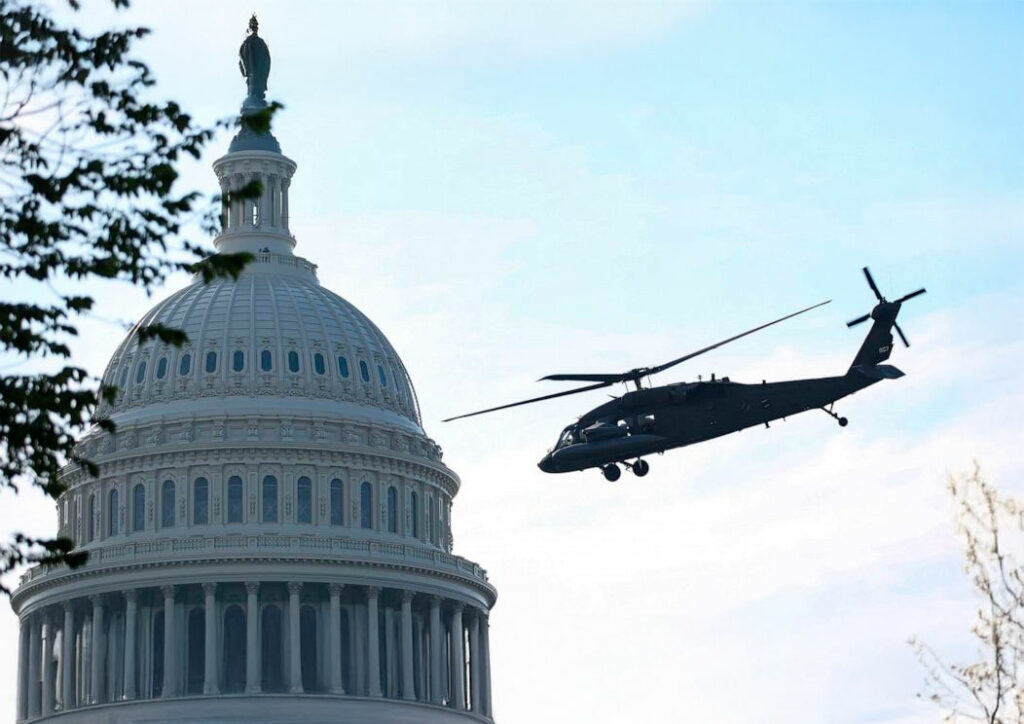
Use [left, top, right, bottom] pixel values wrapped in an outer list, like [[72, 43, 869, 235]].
[[633, 459, 650, 477], [838, 417, 848, 427], [602, 464, 621, 482]]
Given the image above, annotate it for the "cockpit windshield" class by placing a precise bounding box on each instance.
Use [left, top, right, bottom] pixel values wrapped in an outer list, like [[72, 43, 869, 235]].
[[554, 425, 579, 450]]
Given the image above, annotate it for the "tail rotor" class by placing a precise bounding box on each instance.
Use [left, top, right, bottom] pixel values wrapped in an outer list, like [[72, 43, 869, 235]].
[[846, 266, 926, 347]]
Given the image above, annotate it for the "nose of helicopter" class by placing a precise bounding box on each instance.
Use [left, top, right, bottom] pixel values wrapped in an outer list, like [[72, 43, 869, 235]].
[[537, 455, 555, 473]]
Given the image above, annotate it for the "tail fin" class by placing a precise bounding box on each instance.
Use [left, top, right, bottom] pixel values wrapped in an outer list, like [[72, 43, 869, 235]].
[[849, 302, 900, 369]]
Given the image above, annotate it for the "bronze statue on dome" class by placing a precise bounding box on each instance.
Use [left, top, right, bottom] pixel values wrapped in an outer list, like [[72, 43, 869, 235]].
[[239, 14, 270, 112]]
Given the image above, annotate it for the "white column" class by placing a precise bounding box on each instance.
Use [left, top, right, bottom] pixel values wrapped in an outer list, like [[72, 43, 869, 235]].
[[470, 610, 482, 713], [90, 595, 105, 704], [428, 596, 443, 705], [481, 611, 492, 717], [450, 602, 465, 710], [288, 582, 302, 693], [203, 583, 219, 695], [41, 615, 54, 715], [27, 616, 41, 718], [123, 591, 137, 701], [245, 583, 260, 693], [17, 617, 30, 721], [161, 586, 176, 698], [400, 591, 415, 700], [328, 584, 344, 694], [366, 587, 382, 697], [61, 604, 75, 711]]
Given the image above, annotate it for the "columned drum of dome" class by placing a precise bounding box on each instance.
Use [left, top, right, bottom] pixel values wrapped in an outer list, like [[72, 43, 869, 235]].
[[11, 18, 496, 724]]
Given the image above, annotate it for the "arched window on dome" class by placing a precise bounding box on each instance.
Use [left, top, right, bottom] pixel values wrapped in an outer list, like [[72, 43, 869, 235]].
[[223, 605, 246, 693], [314, 353, 325, 376], [156, 357, 167, 379], [425, 494, 432, 544], [330, 479, 343, 526], [227, 476, 244, 523], [186, 607, 205, 694], [205, 351, 217, 374], [119, 364, 129, 390], [232, 350, 245, 372], [359, 360, 370, 383], [387, 486, 397, 533], [300, 605, 318, 692], [377, 364, 388, 388], [261, 605, 284, 691], [260, 350, 272, 372], [262, 475, 278, 523], [108, 488, 120, 536], [410, 491, 419, 538], [288, 350, 300, 373], [360, 482, 373, 529], [296, 476, 312, 524], [132, 483, 145, 532], [179, 352, 192, 376], [161, 480, 175, 528], [135, 360, 147, 384], [337, 356, 350, 378], [87, 493, 96, 542], [193, 477, 209, 525]]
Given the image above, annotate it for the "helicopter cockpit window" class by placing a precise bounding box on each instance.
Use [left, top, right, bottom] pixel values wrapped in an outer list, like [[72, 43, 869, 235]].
[[556, 426, 578, 449], [639, 414, 656, 433]]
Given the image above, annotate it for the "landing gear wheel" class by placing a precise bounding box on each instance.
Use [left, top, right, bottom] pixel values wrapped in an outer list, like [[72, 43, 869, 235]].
[[838, 417, 848, 427], [633, 460, 650, 477], [602, 464, 621, 482]]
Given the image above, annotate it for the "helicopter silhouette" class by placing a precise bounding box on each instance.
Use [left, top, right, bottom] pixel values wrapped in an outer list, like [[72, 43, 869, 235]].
[[444, 268, 926, 481]]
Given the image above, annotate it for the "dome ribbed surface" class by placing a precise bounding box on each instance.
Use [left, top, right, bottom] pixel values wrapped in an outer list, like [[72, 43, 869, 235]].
[[98, 252, 421, 429]]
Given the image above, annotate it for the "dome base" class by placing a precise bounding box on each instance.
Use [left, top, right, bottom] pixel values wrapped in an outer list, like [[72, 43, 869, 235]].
[[30, 694, 490, 723]]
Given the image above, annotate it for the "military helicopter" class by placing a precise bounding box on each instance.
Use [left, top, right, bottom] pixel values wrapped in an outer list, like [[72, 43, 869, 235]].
[[444, 268, 926, 481]]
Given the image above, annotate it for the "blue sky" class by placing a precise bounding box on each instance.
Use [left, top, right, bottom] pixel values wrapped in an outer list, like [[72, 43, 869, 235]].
[[2, 1, 1022, 722]]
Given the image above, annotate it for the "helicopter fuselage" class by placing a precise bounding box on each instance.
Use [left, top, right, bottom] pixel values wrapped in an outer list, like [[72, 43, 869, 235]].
[[537, 365, 902, 474]]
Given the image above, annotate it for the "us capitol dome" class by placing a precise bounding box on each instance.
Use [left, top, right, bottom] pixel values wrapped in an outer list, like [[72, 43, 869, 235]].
[[11, 19, 496, 724]]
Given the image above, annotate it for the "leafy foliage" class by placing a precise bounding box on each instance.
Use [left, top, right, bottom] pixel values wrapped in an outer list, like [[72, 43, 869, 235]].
[[0, 0, 262, 592], [912, 463, 1024, 723]]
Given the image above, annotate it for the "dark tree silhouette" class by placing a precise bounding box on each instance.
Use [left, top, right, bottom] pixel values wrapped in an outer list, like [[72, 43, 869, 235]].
[[0, 0, 265, 590], [912, 463, 1024, 723]]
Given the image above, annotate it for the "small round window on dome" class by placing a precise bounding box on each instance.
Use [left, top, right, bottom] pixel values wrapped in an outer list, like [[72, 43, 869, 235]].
[[314, 353, 325, 375], [205, 351, 217, 373], [156, 357, 167, 379], [359, 360, 370, 383], [135, 361, 147, 384], [179, 353, 191, 376], [337, 356, 349, 378], [232, 350, 244, 372], [288, 350, 300, 373]]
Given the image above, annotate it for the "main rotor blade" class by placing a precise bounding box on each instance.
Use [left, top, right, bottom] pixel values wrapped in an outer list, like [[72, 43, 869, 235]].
[[646, 299, 831, 379], [442, 380, 613, 422], [895, 287, 926, 304], [539, 373, 624, 383], [846, 313, 871, 328], [863, 267, 883, 301], [894, 322, 910, 348]]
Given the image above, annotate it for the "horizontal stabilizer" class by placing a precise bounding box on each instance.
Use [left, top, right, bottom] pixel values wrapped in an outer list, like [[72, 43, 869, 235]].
[[850, 364, 904, 380]]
